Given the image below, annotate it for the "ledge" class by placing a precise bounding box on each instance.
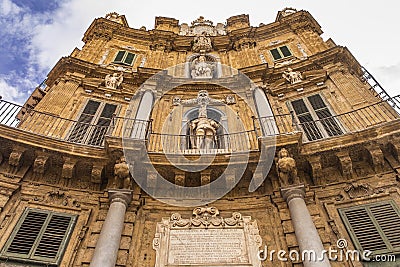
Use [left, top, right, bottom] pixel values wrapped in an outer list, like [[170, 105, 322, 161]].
[[0, 124, 107, 159]]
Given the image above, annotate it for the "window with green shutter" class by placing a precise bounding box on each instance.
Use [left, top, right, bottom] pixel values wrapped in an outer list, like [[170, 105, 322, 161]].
[[113, 50, 136, 65], [0, 208, 76, 266], [339, 201, 400, 256], [270, 45, 292, 60]]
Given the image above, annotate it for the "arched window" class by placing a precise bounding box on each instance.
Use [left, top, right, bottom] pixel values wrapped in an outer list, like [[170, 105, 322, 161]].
[[254, 88, 278, 136], [131, 90, 154, 139]]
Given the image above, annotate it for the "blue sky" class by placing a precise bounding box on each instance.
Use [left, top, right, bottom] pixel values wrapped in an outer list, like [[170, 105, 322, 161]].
[[1, 0, 399, 103]]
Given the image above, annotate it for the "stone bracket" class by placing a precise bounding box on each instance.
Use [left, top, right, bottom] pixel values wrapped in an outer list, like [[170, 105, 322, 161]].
[[91, 163, 104, 184], [307, 155, 322, 185], [336, 150, 353, 178], [62, 157, 77, 179]]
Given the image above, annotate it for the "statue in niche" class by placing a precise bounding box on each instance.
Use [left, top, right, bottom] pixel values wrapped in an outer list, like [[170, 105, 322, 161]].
[[192, 31, 213, 52], [282, 68, 302, 84], [276, 148, 300, 187], [112, 156, 131, 189], [181, 90, 224, 149], [105, 72, 123, 89], [191, 55, 214, 79]]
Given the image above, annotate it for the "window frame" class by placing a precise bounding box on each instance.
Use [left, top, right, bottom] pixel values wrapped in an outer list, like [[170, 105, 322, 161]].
[[339, 201, 400, 256], [269, 45, 293, 61], [288, 94, 345, 141], [0, 208, 77, 265], [66, 99, 120, 146], [113, 50, 136, 66]]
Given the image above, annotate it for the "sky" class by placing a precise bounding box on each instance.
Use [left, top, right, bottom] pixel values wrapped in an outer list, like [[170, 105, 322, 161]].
[[0, 0, 400, 104]]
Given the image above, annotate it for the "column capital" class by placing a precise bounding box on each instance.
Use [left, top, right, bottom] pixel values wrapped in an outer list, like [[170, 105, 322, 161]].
[[108, 189, 133, 208], [281, 184, 306, 203]]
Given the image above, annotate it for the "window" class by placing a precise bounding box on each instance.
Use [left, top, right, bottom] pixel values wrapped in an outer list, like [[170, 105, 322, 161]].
[[0, 208, 76, 266], [339, 201, 400, 257], [68, 100, 117, 146], [113, 50, 136, 65], [270, 45, 292, 60], [290, 94, 343, 141]]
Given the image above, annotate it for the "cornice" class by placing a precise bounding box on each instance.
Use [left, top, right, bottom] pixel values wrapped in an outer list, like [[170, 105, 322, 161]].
[[81, 10, 324, 54]]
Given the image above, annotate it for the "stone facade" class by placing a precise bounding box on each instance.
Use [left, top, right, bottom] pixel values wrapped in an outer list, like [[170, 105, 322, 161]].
[[0, 8, 399, 267]]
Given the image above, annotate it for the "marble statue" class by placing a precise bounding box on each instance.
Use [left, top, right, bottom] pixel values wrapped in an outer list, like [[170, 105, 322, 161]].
[[105, 72, 123, 89], [191, 55, 214, 79], [282, 68, 302, 84]]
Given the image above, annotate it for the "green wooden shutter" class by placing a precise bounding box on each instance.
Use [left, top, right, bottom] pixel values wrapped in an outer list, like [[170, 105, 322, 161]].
[[280, 46, 292, 57], [114, 50, 125, 63], [339, 201, 400, 255], [124, 52, 135, 65], [1, 208, 76, 265], [270, 48, 282, 60]]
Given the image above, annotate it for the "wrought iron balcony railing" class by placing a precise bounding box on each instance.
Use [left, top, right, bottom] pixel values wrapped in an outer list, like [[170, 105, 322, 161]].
[[256, 95, 400, 142], [0, 95, 399, 150], [0, 99, 115, 147]]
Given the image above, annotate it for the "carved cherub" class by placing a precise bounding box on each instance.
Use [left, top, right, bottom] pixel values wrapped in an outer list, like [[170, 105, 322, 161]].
[[276, 148, 300, 187]]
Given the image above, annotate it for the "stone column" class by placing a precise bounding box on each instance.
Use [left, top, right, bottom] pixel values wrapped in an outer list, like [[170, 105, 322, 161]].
[[281, 185, 330, 267], [90, 189, 132, 267]]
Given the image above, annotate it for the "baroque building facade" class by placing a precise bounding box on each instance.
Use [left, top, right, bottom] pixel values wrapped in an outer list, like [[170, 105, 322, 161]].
[[0, 8, 399, 267]]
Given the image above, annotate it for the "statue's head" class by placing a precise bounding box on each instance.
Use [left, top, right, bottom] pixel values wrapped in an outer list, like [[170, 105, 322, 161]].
[[198, 90, 209, 98], [278, 148, 289, 158]]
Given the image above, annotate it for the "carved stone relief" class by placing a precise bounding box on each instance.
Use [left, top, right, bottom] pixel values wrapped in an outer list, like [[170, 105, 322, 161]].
[[153, 207, 262, 267], [105, 72, 123, 89], [282, 68, 302, 84]]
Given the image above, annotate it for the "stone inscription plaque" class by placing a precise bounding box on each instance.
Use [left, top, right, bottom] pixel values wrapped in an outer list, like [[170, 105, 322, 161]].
[[168, 228, 249, 265], [153, 207, 262, 267]]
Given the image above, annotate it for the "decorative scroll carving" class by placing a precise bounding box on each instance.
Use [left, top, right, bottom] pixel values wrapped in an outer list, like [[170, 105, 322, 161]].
[[233, 37, 256, 51], [8, 148, 25, 174], [105, 72, 123, 89], [33, 155, 49, 176], [366, 146, 385, 172], [282, 68, 302, 84], [62, 157, 77, 179], [153, 207, 262, 267], [276, 148, 299, 187], [344, 183, 373, 199], [336, 151, 353, 178], [91, 164, 104, 184]]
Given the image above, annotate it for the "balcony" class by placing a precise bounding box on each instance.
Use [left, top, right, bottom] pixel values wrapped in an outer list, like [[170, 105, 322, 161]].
[[0, 96, 399, 154]]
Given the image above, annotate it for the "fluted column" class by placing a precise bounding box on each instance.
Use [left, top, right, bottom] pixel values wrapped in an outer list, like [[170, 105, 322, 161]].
[[281, 185, 330, 267], [90, 189, 132, 267]]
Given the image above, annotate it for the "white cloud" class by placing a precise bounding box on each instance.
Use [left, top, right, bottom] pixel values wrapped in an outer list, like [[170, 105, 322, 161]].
[[0, 76, 24, 103]]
